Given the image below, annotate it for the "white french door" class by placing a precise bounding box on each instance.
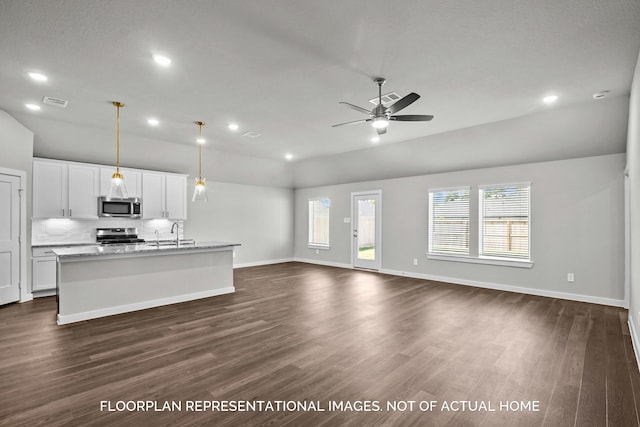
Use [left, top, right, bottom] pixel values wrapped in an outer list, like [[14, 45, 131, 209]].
[[352, 191, 382, 270], [0, 172, 21, 305]]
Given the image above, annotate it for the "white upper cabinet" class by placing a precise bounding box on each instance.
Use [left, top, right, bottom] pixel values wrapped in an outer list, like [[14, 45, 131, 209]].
[[33, 159, 98, 219], [165, 174, 187, 220], [142, 173, 187, 220], [99, 167, 142, 198], [142, 172, 165, 219], [33, 158, 187, 220], [67, 164, 99, 218], [33, 160, 66, 218]]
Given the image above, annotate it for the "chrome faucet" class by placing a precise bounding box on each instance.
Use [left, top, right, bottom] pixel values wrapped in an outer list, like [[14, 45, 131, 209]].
[[171, 222, 180, 246]]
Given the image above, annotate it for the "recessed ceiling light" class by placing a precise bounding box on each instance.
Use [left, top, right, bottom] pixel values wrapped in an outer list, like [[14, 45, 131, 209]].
[[227, 123, 239, 131], [542, 95, 558, 104], [285, 153, 293, 161], [25, 103, 41, 111], [147, 118, 159, 126], [28, 72, 47, 82], [153, 54, 172, 66], [371, 136, 380, 143]]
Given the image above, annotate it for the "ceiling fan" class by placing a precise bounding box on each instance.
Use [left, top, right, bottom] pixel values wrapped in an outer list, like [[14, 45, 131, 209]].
[[332, 77, 434, 135]]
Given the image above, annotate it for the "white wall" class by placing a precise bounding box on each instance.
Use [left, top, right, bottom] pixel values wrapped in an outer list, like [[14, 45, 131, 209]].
[[0, 110, 34, 293], [627, 48, 640, 357], [185, 181, 294, 266], [295, 154, 626, 305]]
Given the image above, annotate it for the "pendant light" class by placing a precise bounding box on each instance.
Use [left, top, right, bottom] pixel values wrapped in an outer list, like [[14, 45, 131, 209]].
[[192, 121, 208, 202], [108, 101, 128, 199]]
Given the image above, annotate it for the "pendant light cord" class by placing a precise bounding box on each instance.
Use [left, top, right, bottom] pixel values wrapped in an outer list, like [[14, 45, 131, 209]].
[[113, 101, 124, 175], [198, 123, 203, 180]]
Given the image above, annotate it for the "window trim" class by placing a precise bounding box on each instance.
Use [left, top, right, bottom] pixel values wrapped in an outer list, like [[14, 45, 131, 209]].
[[428, 186, 471, 256], [307, 197, 331, 250], [478, 182, 531, 262]]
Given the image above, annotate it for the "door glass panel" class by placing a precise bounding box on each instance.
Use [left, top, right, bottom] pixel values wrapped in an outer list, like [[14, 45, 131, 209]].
[[357, 198, 376, 260]]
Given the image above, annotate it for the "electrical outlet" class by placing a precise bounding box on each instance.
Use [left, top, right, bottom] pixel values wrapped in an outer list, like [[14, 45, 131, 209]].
[[567, 273, 575, 282], [316, 249, 319, 255], [413, 258, 418, 265]]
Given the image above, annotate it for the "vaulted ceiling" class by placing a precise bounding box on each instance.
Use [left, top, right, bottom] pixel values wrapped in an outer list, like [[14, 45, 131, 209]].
[[1, 0, 639, 165]]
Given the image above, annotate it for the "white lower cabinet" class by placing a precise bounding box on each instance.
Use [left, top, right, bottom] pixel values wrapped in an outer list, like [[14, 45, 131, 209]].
[[32, 248, 58, 293]]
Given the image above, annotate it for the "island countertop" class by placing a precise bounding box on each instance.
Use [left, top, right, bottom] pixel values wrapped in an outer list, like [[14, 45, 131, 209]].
[[52, 241, 240, 260]]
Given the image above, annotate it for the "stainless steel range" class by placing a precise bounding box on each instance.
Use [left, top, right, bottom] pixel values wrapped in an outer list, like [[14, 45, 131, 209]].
[[96, 228, 145, 245]]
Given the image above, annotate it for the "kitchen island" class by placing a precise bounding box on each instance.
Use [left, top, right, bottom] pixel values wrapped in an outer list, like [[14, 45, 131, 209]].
[[53, 241, 240, 325]]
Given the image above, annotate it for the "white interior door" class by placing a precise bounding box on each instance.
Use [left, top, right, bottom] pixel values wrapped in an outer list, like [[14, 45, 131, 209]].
[[0, 173, 21, 305], [352, 191, 382, 270]]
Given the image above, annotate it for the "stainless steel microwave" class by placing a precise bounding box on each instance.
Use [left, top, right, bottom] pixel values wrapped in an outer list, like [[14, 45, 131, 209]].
[[98, 197, 142, 218]]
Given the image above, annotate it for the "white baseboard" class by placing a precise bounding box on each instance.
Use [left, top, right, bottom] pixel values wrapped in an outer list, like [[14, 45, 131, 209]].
[[380, 268, 626, 307], [629, 316, 640, 373], [57, 286, 235, 325], [293, 257, 352, 270], [33, 289, 56, 298], [234, 258, 294, 269], [20, 292, 34, 303]]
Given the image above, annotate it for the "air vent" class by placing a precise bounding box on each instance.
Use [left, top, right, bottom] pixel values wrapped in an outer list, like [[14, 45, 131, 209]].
[[369, 91, 401, 106], [42, 96, 69, 108], [242, 131, 261, 138]]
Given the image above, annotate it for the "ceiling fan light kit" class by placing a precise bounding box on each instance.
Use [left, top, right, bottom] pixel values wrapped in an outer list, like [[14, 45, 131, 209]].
[[332, 77, 434, 135]]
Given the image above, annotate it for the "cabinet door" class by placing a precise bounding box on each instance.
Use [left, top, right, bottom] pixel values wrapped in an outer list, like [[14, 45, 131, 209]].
[[121, 168, 142, 198], [33, 161, 66, 218], [32, 257, 57, 291], [99, 167, 142, 198], [68, 164, 98, 218], [165, 175, 187, 220], [142, 172, 165, 218]]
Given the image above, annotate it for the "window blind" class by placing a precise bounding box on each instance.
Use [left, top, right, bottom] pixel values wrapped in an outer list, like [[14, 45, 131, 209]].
[[479, 184, 530, 259], [429, 188, 470, 255]]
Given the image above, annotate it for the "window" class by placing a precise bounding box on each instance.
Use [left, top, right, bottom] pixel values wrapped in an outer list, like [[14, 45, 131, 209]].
[[308, 198, 330, 248], [479, 183, 530, 260], [428, 187, 470, 255]]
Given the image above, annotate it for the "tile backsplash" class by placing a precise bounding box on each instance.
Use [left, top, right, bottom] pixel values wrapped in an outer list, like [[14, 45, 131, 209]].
[[32, 218, 184, 245]]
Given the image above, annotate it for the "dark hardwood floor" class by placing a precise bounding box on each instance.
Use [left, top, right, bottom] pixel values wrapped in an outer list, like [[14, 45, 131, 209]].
[[1, 262, 639, 426]]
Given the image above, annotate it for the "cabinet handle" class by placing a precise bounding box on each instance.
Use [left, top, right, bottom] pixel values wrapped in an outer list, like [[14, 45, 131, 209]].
[[166, 211, 169, 218], [61, 208, 65, 217], [69, 209, 72, 217]]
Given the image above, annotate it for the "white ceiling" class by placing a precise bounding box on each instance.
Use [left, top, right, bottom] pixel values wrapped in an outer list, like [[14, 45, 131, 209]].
[[1, 0, 639, 163]]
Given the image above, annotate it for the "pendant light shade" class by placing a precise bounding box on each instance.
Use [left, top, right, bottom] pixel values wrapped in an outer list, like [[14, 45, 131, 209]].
[[192, 121, 208, 202], [109, 101, 128, 199]]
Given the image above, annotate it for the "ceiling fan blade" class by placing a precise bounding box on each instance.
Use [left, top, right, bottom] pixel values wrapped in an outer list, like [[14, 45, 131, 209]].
[[387, 92, 420, 114], [376, 127, 387, 135], [332, 118, 369, 127], [339, 102, 371, 115], [390, 114, 434, 121]]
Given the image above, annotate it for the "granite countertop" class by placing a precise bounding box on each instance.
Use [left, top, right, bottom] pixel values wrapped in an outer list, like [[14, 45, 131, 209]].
[[52, 241, 240, 258], [32, 242, 98, 248]]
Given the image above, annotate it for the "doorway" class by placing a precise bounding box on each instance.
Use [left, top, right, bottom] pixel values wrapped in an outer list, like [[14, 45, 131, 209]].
[[352, 191, 382, 270], [0, 169, 24, 305]]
